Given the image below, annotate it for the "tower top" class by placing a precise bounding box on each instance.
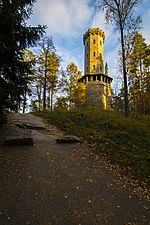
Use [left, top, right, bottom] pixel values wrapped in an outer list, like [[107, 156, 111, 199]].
[[83, 28, 105, 45]]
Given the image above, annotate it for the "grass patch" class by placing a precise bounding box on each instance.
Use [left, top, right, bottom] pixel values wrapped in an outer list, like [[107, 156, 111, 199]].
[[33, 108, 150, 185]]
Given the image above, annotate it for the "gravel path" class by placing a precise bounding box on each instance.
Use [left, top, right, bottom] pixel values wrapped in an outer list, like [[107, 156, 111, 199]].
[[0, 113, 149, 225]]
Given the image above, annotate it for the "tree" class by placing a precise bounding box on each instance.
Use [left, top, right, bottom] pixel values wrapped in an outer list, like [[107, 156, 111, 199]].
[[74, 82, 86, 108], [37, 36, 60, 111], [47, 52, 60, 111], [55, 68, 69, 109], [54, 97, 68, 110], [105, 62, 108, 75], [96, 0, 142, 116], [111, 84, 124, 112], [66, 62, 85, 108], [56, 63, 85, 110], [128, 32, 150, 114], [66, 62, 79, 108], [20, 49, 36, 113], [0, 0, 46, 111]]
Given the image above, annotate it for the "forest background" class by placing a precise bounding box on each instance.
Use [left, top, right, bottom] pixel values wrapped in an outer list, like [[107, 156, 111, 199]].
[[0, 0, 149, 115]]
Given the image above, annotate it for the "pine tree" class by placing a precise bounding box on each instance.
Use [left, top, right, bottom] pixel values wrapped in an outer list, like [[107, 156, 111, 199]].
[[128, 32, 150, 114], [0, 0, 46, 110]]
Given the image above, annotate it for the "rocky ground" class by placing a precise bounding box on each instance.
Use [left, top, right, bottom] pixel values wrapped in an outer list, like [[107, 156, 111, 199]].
[[0, 113, 149, 225]]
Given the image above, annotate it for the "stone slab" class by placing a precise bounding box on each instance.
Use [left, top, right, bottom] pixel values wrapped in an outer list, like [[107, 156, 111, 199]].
[[3, 136, 33, 146], [32, 125, 46, 130], [15, 123, 46, 130], [15, 123, 27, 129], [31, 130, 56, 142], [55, 135, 81, 144]]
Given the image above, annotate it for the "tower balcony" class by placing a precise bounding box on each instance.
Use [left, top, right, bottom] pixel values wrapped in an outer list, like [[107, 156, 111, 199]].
[[78, 73, 113, 84]]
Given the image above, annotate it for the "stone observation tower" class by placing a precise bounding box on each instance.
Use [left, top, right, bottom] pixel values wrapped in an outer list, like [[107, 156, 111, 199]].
[[78, 28, 113, 109]]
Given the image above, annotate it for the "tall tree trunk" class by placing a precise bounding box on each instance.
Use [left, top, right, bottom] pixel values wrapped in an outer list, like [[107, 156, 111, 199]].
[[43, 71, 47, 111], [139, 58, 145, 114], [23, 88, 27, 113], [120, 23, 129, 116], [48, 87, 50, 110], [51, 89, 53, 112], [37, 84, 42, 111], [18, 94, 21, 113]]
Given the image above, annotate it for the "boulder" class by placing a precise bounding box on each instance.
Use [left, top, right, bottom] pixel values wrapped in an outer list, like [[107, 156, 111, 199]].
[[3, 136, 33, 146], [15, 123, 46, 130], [15, 123, 26, 129], [55, 135, 81, 144], [23, 123, 46, 130]]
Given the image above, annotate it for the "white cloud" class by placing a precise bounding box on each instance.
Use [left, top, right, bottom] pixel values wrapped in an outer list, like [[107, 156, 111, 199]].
[[57, 46, 84, 72], [142, 9, 150, 44], [29, 0, 149, 89], [30, 0, 94, 37], [105, 47, 119, 74], [91, 11, 108, 34]]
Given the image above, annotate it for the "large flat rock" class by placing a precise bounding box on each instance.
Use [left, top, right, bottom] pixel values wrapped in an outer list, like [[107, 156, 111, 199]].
[[15, 123, 46, 130], [31, 130, 56, 142], [55, 135, 81, 144], [3, 136, 33, 146]]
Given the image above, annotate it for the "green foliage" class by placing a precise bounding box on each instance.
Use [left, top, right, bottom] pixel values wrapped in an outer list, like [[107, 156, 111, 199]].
[[128, 32, 150, 115], [35, 36, 60, 112], [66, 62, 79, 108], [66, 62, 84, 108], [111, 86, 124, 113], [34, 108, 150, 185], [0, 0, 46, 111], [55, 62, 85, 110]]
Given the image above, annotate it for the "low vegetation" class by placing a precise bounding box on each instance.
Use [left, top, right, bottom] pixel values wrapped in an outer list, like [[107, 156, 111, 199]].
[[34, 108, 150, 185]]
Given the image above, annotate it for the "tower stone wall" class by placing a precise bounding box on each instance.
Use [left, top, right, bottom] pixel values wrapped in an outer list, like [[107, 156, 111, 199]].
[[84, 28, 105, 75], [85, 81, 112, 109], [79, 27, 113, 109]]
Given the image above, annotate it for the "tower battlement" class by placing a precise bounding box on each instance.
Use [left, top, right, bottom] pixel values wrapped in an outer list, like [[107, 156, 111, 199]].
[[83, 28, 105, 45]]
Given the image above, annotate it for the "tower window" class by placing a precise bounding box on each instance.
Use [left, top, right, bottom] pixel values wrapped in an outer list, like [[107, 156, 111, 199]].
[[100, 41, 102, 45], [93, 65, 96, 70], [93, 39, 96, 44], [93, 52, 96, 57], [87, 53, 88, 58], [100, 53, 102, 59]]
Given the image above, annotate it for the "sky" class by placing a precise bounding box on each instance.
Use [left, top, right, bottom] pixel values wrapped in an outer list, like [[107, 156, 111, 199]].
[[29, 0, 150, 91]]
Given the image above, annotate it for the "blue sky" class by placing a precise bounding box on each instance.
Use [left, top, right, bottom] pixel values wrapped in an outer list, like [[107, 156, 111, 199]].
[[29, 0, 150, 90]]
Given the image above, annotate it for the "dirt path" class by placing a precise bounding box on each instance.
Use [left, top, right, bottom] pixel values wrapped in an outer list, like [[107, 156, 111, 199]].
[[0, 113, 149, 225]]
